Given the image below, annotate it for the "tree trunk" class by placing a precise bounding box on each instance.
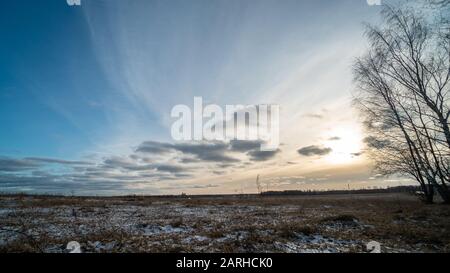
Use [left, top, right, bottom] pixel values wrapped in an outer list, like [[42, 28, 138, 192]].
[[421, 183, 434, 204], [436, 185, 450, 204]]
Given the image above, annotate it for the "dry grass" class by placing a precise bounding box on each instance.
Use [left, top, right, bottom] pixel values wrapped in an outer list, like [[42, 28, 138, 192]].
[[0, 193, 449, 253]]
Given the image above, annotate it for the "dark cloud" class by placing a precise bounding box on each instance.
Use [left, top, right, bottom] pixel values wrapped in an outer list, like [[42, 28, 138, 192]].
[[173, 173, 193, 178], [229, 140, 263, 152], [247, 149, 281, 161], [363, 136, 391, 149], [122, 164, 155, 171], [0, 156, 93, 173], [174, 142, 239, 163], [24, 157, 92, 165], [217, 163, 235, 168], [0, 157, 40, 172], [102, 156, 135, 169], [230, 140, 281, 162], [328, 137, 341, 141], [179, 157, 202, 164], [151, 164, 186, 173], [297, 145, 332, 156], [136, 139, 281, 163], [135, 141, 172, 154], [136, 140, 240, 163]]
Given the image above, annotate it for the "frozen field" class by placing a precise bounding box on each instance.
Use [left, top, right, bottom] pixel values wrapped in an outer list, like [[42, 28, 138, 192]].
[[0, 193, 449, 253]]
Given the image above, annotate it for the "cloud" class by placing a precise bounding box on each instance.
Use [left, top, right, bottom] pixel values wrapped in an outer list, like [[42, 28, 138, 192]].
[[136, 140, 240, 163], [247, 149, 281, 161], [102, 156, 136, 169], [297, 145, 332, 156], [137, 139, 284, 165], [171, 141, 239, 163], [217, 163, 235, 168], [229, 140, 263, 152], [151, 164, 187, 173], [0, 157, 40, 172], [363, 136, 391, 149], [136, 138, 284, 165], [100, 155, 188, 173], [188, 184, 219, 189], [0, 172, 159, 196], [160, 183, 219, 190], [0, 156, 94, 172], [302, 113, 324, 119], [265, 175, 307, 187], [179, 157, 202, 164], [0, 138, 283, 194], [24, 157, 92, 165], [0, 150, 196, 195], [328, 136, 341, 141], [137, 139, 283, 163], [135, 141, 172, 154]]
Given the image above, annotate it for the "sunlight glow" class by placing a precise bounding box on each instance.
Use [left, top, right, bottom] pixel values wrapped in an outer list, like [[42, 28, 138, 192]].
[[323, 125, 364, 165]]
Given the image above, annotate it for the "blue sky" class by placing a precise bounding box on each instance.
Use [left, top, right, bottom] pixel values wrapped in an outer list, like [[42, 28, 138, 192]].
[[1, 0, 112, 158], [1, 0, 414, 195]]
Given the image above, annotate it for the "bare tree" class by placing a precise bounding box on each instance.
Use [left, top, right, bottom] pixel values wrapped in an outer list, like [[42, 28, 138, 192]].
[[353, 4, 450, 203], [427, 0, 450, 7]]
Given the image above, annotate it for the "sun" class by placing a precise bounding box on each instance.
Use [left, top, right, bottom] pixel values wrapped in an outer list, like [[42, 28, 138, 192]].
[[323, 125, 364, 165]]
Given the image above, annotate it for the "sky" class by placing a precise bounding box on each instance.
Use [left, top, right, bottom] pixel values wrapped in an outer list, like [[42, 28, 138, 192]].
[[0, 0, 415, 195]]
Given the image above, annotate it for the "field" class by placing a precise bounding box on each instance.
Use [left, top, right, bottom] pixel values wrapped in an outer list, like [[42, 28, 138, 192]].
[[0, 193, 449, 253]]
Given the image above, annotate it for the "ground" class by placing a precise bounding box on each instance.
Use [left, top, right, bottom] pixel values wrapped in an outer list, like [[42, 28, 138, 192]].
[[0, 193, 449, 253]]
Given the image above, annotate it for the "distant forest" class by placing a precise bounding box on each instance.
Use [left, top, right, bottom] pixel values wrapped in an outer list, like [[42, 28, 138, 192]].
[[261, 185, 420, 196]]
